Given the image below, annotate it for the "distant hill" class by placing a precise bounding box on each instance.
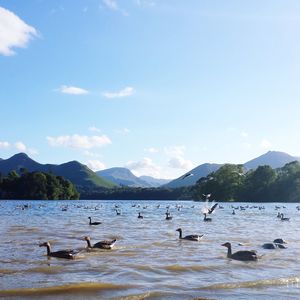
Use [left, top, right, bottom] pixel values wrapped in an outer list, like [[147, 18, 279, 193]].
[[0, 153, 116, 189], [139, 176, 171, 187], [164, 163, 222, 188], [244, 151, 298, 170], [97, 167, 151, 187]]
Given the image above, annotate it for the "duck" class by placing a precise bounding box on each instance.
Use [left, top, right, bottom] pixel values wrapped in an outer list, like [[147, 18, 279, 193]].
[[138, 212, 143, 219], [39, 242, 80, 259], [88, 217, 101, 225], [176, 228, 203, 241], [203, 213, 212, 222], [165, 211, 172, 220], [222, 242, 258, 261], [84, 236, 116, 250]]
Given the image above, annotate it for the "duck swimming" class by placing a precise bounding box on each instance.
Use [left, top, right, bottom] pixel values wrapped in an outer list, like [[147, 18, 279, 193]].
[[84, 236, 116, 250], [222, 242, 258, 261], [39, 242, 80, 259], [176, 228, 203, 241], [88, 217, 101, 225]]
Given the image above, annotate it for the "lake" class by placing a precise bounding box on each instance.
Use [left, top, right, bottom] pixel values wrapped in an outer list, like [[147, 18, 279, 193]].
[[0, 200, 300, 299]]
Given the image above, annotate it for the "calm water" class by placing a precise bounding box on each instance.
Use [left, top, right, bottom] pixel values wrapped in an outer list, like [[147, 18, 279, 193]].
[[1, 200, 300, 299]]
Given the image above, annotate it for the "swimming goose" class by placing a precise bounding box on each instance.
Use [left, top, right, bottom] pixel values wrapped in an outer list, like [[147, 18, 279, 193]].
[[280, 214, 290, 221], [165, 211, 173, 220], [88, 217, 101, 225], [84, 236, 116, 249], [138, 212, 143, 219], [203, 213, 212, 222], [176, 228, 203, 241], [222, 242, 258, 261], [262, 243, 286, 249], [273, 238, 287, 244], [39, 242, 80, 259]]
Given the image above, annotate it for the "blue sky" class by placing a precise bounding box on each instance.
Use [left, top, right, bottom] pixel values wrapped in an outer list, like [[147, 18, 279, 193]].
[[1, 0, 300, 179]]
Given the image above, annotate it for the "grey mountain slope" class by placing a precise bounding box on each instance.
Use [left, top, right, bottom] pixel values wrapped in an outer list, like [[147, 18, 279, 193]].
[[97, 167, 151, 187], [139, 176, 171, 187]]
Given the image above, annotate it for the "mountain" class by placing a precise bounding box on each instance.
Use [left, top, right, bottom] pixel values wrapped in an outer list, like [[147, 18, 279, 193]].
[[244, 151, 298, 170], [139, 176, 171, 187], [164, 163, 222, 188], [97, 167, 151, 187], [0, 153, 116, 189]]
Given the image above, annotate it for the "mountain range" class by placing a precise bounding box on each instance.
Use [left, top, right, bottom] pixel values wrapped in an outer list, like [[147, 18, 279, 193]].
[[164, 151, 299, 188], [0, 151, 298, 190]]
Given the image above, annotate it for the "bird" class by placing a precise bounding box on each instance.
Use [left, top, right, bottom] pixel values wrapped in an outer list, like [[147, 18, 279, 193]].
[[39, 242, 81, 259], [138, 212, 143, 219], [208, 203, 218, 214], [222, 242, 258, 261], [280, 214, 290, 221], [88, 217, 101, 225], [232, 210, 236, 215], [176, 228, 203, 241], [262, 243, 286, 249], [203, 213, 212, 222], [181, 173, 193, 180], [202, 193, 211, 200], [84, 236, 116, 250], [273, 238, 287, 244], [165, 211, 172, 220]]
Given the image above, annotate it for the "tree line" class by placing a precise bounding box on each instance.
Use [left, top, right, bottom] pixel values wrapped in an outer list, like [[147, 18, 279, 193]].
[[192, 161, 300, 202], [0, 169, 80, 200]]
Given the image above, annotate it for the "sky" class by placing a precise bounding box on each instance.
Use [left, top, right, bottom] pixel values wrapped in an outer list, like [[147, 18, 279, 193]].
[[1, 0, 300, 179]]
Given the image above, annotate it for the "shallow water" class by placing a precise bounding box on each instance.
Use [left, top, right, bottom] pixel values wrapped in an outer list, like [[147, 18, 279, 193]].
[[0, 200, 300, 299]]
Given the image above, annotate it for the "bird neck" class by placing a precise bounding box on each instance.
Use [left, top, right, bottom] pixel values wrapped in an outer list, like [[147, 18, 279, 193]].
[[227, 245, 232, 258], [89, 218, 92, 225], [178, 230, 182, 239], [86, 239, 92, 248], [46, 244, 51, 256]]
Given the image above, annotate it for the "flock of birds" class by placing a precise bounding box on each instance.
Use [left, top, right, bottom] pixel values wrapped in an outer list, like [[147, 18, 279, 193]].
[[36, 195, 292, 262]]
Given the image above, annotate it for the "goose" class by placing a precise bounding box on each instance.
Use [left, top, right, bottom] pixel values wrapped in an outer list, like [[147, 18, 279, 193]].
[[262, 243, 286, 249], [176, 228, 203, 241], [84, 236, 116, 250], [222, 242, 258, 261], [232, 210, 236, 215], [39, 242, 80, 259], [280, 214, 290, 221], [273, 238, 287, 244], [138, 212, 143, 219], [208, 203, 218, 214], [88, 217, 101, 225], [203, 213, 212, 222], [165, 212, 172, 220]]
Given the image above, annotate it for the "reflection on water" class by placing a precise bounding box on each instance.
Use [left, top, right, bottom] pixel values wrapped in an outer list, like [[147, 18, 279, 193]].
[[1, 200, 300, 299]]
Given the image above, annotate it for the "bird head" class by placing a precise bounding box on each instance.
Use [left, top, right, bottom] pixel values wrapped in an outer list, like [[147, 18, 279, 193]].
[[176, 228, 182, 232], [84, 236, 91, 241], [39, 242, 50, 247], [221, 242, 231, 248]]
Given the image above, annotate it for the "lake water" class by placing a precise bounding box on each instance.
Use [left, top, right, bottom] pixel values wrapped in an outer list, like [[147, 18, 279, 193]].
[[0, 200, 300, 299]]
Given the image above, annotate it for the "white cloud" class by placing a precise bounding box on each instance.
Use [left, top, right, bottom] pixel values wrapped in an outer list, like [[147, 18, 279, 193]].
[[125, 157, 161, 177], [261, 139, 272, 149], [47, 134, 111, 149], [59, 85, 89, 95], [0, 141, 10, 149], [102, 0, 118, 10], [168, 156, 194, 170], [164, 145, 186, 157], [102, 87, 135, 99], [15, 141, 26, 152], [0, 6, 38, 56], [241, 131, 248, 138], [88, 126, 101, 133], [86, 160, 106, 171], [115, 128, 130, 135], [144, 147, 159, 153]]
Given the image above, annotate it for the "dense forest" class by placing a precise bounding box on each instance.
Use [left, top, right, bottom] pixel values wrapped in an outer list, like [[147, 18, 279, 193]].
[[0, 169, 80, 200], [192, 161, 300, 202]]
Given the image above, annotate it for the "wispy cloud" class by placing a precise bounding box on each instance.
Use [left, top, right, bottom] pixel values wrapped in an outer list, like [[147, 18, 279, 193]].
[[164, 145, 194, 170], [261, 139, 272, 149], [0, 141, 10, 149], [0, 6, 38, 56], [102, 0, 128, 16], [103, 87, 135, 99], [144, 147, 159, 154], [115, 128, 130, 135], [58, 85, 89, 95], [135, 0, 156, 7], [14, 141, 38, 155], [125, 157, 161, 177], [88, 126, 101, 133], [47, 134, 111, 149], [86, 160, 106, 171]]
